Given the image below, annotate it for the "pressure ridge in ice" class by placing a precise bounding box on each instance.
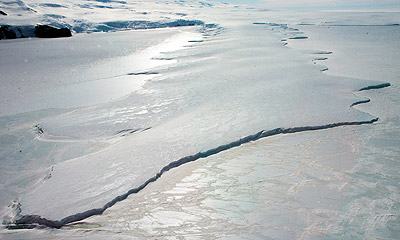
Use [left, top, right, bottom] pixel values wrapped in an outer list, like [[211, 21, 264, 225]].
[[0, 0, 395, 228], [17, 19, 385, 221]]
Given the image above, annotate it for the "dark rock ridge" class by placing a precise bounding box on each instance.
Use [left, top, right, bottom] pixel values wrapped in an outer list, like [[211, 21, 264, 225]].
[[0, 26, 16, 39], [0, 10, 7, 15], [1, 19, 211, 40], [0, 25, 72, 39], [34, 25, 72, 38]]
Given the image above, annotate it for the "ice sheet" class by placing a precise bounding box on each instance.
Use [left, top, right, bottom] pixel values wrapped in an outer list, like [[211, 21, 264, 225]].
[[1, 0, 398, 236], [0, 26, 203, 214], [32, 8, 399, 239], [17, 16, 381, 221]]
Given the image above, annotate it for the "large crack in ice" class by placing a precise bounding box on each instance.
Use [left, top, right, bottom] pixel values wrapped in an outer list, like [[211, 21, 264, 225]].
[[351, 83, 391, 107], [5, 83, 391, 230]]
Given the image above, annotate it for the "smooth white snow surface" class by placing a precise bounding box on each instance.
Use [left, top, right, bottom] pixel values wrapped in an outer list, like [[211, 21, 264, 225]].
[[0, 29, 200, 116], [0, 0, 399, 239]]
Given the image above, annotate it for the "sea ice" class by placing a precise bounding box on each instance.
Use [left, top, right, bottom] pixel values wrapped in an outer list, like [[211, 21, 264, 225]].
[[16, 10, 383, 221], [0, 1, 398, 238]]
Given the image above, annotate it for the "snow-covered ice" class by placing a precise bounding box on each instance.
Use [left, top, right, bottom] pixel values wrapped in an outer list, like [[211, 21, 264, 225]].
[[0, 29, 201, 115], [0, 0, 399, 238]]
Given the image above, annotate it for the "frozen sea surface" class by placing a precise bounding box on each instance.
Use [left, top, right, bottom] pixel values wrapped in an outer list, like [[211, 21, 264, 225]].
[[70, 16, 399, 239], [16, 18, 380, 221], [0, 28, 201, 115], [0, 26, 202, 210], [1, 0, 399, 239]]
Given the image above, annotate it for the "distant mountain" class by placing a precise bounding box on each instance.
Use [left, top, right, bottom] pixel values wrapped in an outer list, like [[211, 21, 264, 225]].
[[0, 0, 208, 39]]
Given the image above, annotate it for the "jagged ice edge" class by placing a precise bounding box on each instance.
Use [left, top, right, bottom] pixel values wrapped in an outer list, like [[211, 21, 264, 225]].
[[6, 83, 391, 229]]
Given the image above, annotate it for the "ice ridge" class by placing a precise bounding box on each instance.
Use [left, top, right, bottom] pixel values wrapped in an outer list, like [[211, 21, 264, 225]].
[[7, 118, 382, 229], [350, 99, 370, 107], [359, 83, 391, 91], [350, 83, 391, 107], [6, 83, 391, 229]]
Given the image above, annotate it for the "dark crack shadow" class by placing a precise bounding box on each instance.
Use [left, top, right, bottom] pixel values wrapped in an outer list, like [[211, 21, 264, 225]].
[[6, 83, 391, 230]]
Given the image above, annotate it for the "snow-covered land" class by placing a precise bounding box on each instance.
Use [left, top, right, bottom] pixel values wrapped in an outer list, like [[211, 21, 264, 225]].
[[0, 0, 208, 38], [1, 0, 399, 239]]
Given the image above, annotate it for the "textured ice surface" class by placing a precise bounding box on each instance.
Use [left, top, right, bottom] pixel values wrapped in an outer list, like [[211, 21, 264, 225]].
[[62, 9, 399, 240], [284, 24, 400, 83], [17, 12, 381, 221], [0, 0, 399, 237], [79, 121, 399, 239]]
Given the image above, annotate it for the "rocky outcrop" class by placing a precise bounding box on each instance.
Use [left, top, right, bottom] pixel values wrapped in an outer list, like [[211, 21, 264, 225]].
[[0, 25, 72, 39], [34, 25, 72, 38], [0, 26, 17, 39]]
